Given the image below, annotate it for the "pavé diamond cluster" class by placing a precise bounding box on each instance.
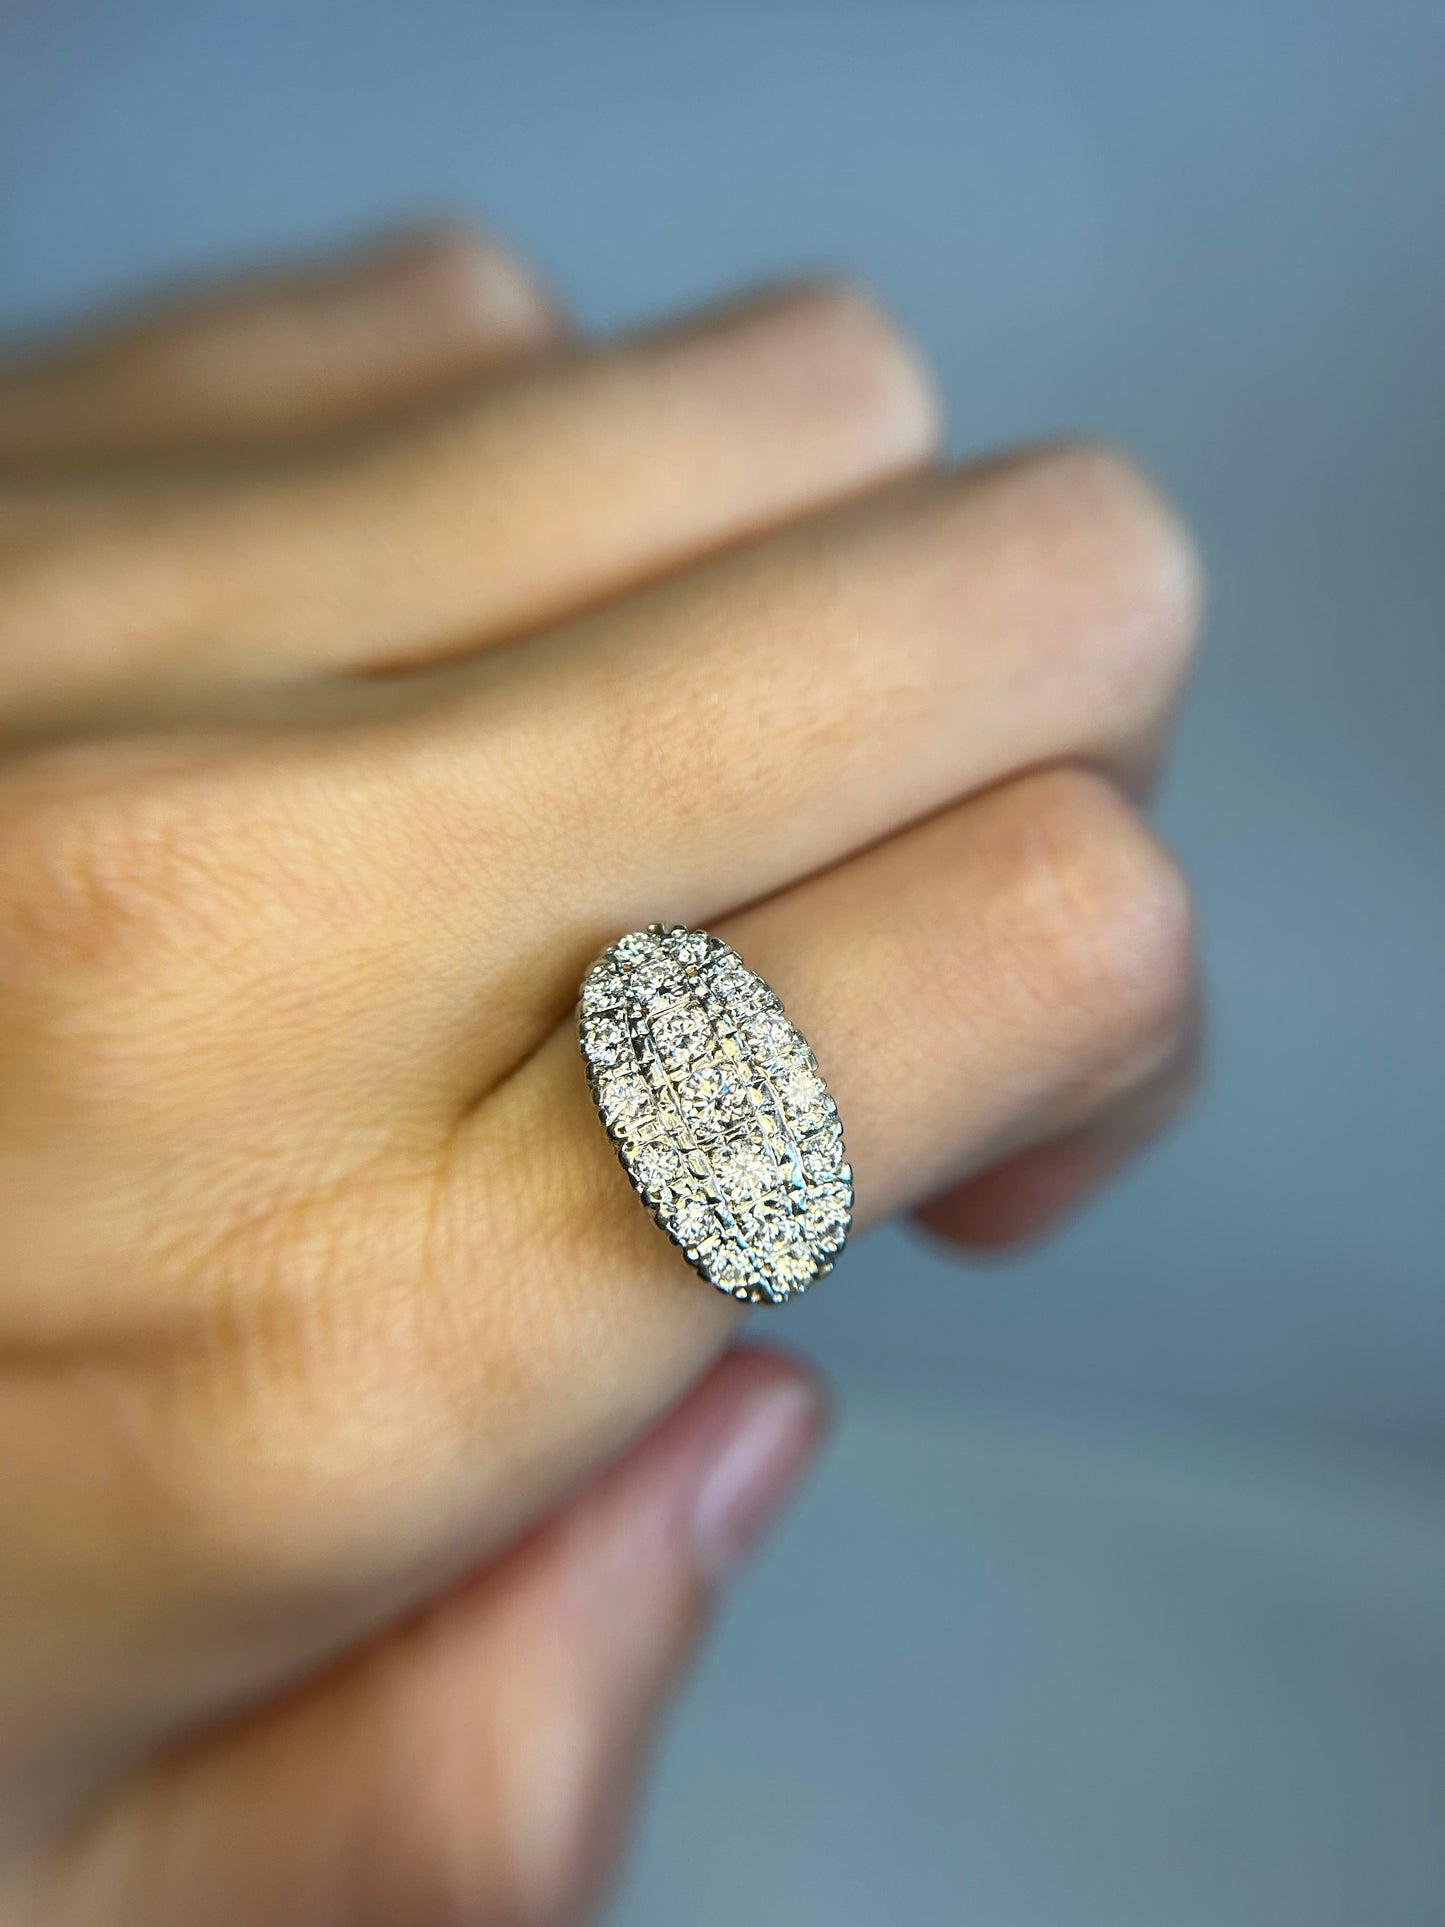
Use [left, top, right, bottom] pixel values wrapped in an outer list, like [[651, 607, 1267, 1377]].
[[578, 923, 852, 1304]]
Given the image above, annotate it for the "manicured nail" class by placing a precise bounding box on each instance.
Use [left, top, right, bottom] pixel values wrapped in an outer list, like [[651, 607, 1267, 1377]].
[[690, 1380, 824, 1583]]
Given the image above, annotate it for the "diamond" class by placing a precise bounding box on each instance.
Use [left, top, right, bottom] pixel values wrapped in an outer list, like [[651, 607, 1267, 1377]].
[[802, 1187, 851, 1250], [775, 1062, 826, 1119], [612, 931, 656, 965], [653, 1004, 709, 1063], [677, 1058, 745, 1131], [749, 1012, 795, 1067], [632, 957, 684, 1002], [583, 1014, 629, 1068], [632, 1140, 682, 1191], [715, 1143, 776, 1203], [672, 1191, 716, 1247], [801, 1129, 846, 1182], [597, 1068, 649, 1126], [707, 950, 768, 1007], [760, 1237, 818, 1298], [737, 1193, 792, 1247], [710, 1242, 755, 1296], [582, 964, 623, 1013], [664, 926, 711, 968]]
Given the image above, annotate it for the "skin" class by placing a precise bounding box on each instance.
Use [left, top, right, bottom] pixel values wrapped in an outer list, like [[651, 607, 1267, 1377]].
[[0, 225, 1202, 1925]]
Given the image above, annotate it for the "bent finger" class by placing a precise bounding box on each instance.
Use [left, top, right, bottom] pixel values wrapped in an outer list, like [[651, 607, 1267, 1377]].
[[0, 768, 1191, 1807], [0, 226, 566, 467], [0, 281, 937, 715], [378, 767, 1196, 1575], [12, 1346, 824, 1927], [909, 1000, 1203, 1251], [287, 440, 1196, 1103]]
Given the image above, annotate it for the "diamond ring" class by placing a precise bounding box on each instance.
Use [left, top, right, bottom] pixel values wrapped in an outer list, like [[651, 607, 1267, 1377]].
[[578, 923, 852, 1304]]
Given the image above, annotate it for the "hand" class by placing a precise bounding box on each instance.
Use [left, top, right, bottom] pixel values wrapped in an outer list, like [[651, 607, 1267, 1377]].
[[0, 227, 1200, 1924]]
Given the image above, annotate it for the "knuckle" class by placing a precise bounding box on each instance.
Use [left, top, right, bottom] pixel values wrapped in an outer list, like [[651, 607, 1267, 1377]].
[[0, 741, 324, 1020], [782, 277, 942, 458], [0, 750, 220, 983], [1012, 768, 1195, 1069], [999, 439, 1203, 701], [406, 223, 565, 342]]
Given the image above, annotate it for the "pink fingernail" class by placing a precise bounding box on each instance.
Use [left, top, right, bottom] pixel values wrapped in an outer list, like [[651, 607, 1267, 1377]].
[[690, 1381, 824, 1583]]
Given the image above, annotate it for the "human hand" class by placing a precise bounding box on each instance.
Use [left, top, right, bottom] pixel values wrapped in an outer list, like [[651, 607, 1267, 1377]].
[[0, 227, 1200, 1924]]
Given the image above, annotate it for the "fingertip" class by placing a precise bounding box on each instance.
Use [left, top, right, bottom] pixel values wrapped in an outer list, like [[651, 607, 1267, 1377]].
[[639, 273, 942, 480], [507, 1345, 829, 1923], [770, 276, 943, 464], [687, 1348, 830, 1583]]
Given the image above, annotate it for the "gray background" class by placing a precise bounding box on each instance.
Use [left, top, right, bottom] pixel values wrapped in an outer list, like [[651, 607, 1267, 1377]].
[[3, 3, 1443, 1920]]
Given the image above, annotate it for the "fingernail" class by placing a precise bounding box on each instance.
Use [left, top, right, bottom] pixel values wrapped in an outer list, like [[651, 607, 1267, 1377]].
[[690, 1381, 824, 1583]]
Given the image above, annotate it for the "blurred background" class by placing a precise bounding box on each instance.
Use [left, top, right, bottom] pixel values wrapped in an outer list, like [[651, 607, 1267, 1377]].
[[4, 3, 1443, 1920]]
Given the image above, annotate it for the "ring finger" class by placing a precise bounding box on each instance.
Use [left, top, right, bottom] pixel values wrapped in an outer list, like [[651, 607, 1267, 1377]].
[[268, 763, 1196, 1590], [0, 440, 1198, 1265]]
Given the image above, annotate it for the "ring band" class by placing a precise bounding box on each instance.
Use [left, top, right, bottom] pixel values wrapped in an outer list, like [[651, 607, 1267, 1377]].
[[578, 923, 852, 1304]]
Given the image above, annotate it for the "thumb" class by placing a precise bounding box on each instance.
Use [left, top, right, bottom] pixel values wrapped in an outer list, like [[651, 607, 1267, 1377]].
[[15, 1346, 826, 1927]]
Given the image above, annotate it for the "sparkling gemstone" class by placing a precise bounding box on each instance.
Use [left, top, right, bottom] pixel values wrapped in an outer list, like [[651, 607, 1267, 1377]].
[[582, 964, 623, 1013], [760, 1235, 818, 1296], [802, 1191, 851, 1249], [716, 1143, 776, 1202], [612, 931, 656, 965], [737, 1194, 793, 1248], [750, 1013, 795, 1065], [631, 957, 684, 1001], [677, 1059, 745, 1130], [633, 1140, 683, 1190], [710, 1243, 755, 1295], [672, 1191, 715, 1247], [653, 1004, 709, 1063], [664, 927, 711, 968], [597, 1069, 649, 1125], [708, 951, 764, 1001], [776, 1063, 826, 1118], [583, 1014, 628, 1067], [801, 1129, 846, 1182]]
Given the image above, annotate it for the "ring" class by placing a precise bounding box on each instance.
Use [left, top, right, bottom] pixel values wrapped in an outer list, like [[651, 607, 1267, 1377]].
[[578, 923, 852, 1304]]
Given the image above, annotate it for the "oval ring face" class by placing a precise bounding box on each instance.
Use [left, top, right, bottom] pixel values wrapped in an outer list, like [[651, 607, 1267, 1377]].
[[578, 924, 852, 1304]]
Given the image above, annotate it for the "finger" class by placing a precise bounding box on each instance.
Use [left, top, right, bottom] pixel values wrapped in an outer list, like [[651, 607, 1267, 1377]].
[[0, 768, 1189, 1815], [0, 226, 567, 466], [910, 1001, 1202, 1251], [0, 446, 1195, 1348], [0, 281, 937, 711], [0, 447, 1196, 1269], [352, 768, 1192, 1596], [14, 1347, 824, 1927], [328, 441, 1197, 1101]]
